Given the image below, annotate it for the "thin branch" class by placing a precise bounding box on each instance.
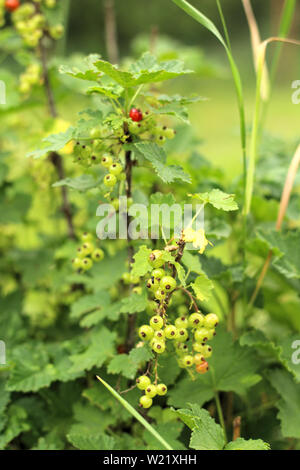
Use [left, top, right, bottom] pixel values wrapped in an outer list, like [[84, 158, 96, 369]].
[[104, 0, 119, 64], [39, 37, 75, 239], [232, 416, 242, 441]]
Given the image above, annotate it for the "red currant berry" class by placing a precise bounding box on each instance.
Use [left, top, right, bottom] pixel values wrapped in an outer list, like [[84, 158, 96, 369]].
[[196, 361, 209, 374], [129, 108, 143, 122], [5, 0, 20, 12]]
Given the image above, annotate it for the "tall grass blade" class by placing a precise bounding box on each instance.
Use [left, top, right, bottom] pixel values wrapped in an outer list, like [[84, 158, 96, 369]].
[[245, 37, 300, 215], [96, 376, 173, 450], [242, 0, 270, 101]]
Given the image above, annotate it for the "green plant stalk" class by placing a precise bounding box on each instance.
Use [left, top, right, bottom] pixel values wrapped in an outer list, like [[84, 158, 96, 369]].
[[260, 0, 297, 128], [244, 50, 264, 215], [214, 391, 227, 444], [96, 376, 173, 450], [270, 0, 297, 82]]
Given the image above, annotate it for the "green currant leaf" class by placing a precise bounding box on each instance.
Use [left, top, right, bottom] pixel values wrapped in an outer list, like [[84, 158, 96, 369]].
[[120, 292, 148, 314], [177, 404, 225, 450], [191, 189, 239, 211], [143, 422, 186, 450], [267, 369, 300, 439], [256, 229, 300, 280], [181, 251, 203, 275], [190, 274, 214, 301], [134, 142, 191, 184], [69, 327, 116, 373], [53, 175, 102, 192], [0, 405, 30, 450], [224, 438, 270, 450], [67, 431, 115, 451], [26, 126, 76, 159], [131, 245, 153, 278], [168, 329, 261, 408], [107, 345, 153, 380], [93, 52, 192, 88]]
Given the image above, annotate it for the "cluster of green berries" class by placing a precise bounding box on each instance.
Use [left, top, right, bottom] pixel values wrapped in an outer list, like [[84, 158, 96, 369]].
[[139, 310, 218, 364], [136, 375, 167, 409], [72, 232, 104, 272], [19, 63, 42, 94], [7, 0, 63, 48], [147, 271, 177, 301], [101, 154, 124, 190], [128, 108, 176, 146]]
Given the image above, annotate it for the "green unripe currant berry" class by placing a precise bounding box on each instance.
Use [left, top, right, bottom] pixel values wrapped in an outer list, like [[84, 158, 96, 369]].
[[109, 162, 123, 176], [133, 286, 142, 295], [139, 395, 152, 409], [154, 289, 167, 301], [72, 258, 82, 270], [146, 277, 159, 291], [136, 375, 151, 390], [156, 135, 166, 146], [81, 258, 93, 271], [145, 384, 157, 398], [104, 174, 117, 187], [160, 276, 176, 292], [164, 128, 176, 140], [201, 344, 213, 358], [146, 300, 158, 316], [112, 198, 119, 211], [149, 315, 164, 330], [164, 324, 178, 339], [89, 127, 102, 139], [194, 353, 205, 365], [138, 325, 154, 341], [45, 0, 56, 8], [151, 268, 165, 281], [175, 316, 189, 329], [188, 312, 205, 329], [175, 342, 189, 355], [92, 248, 104, 262], [156, 383, 168, 396], [204, 313, 219, 329], [177, 304, 188, 316], [149, 250, 164, 269], [76, 247, 86, 259], [152, 340, 165, 354], [101, 155, 113, 168], [193, 342, 205, 353], [122, 272, 131, 284], [154, 329, 165, 340], [50, 24, 64, 40], [194, 327, 212, 343], [130, 273, 140, 285], [81, 232, 93, 242], [81, 145, 92, 158], [182, 355, 194, 367], [81, 242, 94, 256], [177, 328, 189, 342]]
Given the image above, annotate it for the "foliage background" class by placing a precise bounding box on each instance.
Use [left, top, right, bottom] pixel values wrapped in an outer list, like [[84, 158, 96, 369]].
[[0, 0, 300, 451]]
